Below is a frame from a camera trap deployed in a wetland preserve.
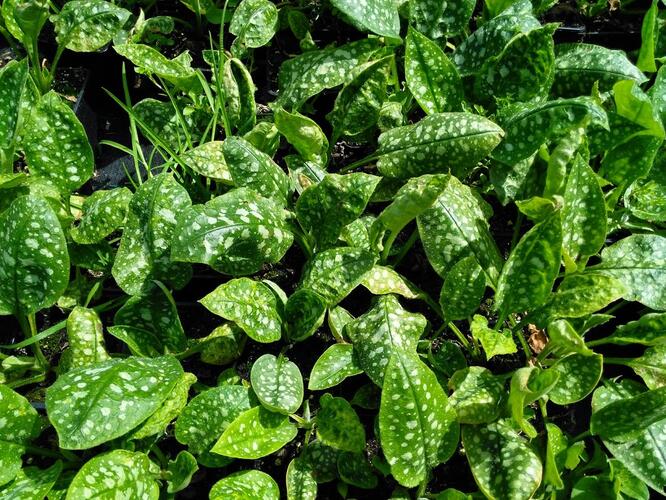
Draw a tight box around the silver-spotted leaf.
[1,461,62,500]
[0,196,69,316]
[628,345,666,390]
[200,278,282,343]
[53,0,130,52]
[181,141,231,183]
[166,451,199,494]
[604,313,666,346]
[470,315,517,360]
[624,160,666,222]
[274,107,328,165]
[287,457,318,500]
[0,59,28,153]
[347,295,427,386]
[316,393,365,452]
[24,91,93,192]
[337,451,378,489]
[448,366,504,424]
[71,187,132,244]
[285,289,327,342]
[330,0,400,38]
[440,256,486,321]
[66,306,110,368]
[410,0,475,39]
[548,353,603,405]
[303,441,340,483]
[171,188,293,276]
[462,420,542,500]
[114,44,198,91]
[251,354,304,414]
[46,356,183,449]
[211,406,298,459]
[112,174,192,295]
[229,0,278,54]
[539,273,625,320]
[361,266,420,299]
[309,344,363,390]
[210,470,279,500]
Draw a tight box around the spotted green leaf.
[53,0,130,52]
[66,450,158,500]
[429,341,467,378]
[24,91,93,192]
[275,38,384,109]
[166,451,198,494]
[285,289,326,342]
[406,28,463,115]
[328,306,354,341]
[470,315,517,360]
[46,356,184,449]
[296,173,380,250]
[114,43,198,91]
[316,393,365,452]
[251,354,303,414]
[0,196,69,316]
[337,451,378,489]
[287,457,317,500]
[1,461,62,500]
[66,306,110,368]
[109,285,187,355]
[274,107,328,165]
[440,256,486,321]
[222,137,291,205]
[613,80,664,137]
[377,112,504,179]
[508,367,559,438]
[330,0,399,38]
[603,313,666,346]
[347,295,427,386]
[548,353,603,405]
[592,379,666,493]
[309,344,363,390]
[361,266,420,299]
[462,420,542,500]
[496,212,562,316]
[171,188,293,276]
[627,345,666,390]
[448,366,504,424]
[71,187,132,244]
[112,174,192,295]
[175,385,254,455]
[380,350,458,487]
[299,247,376,306]
[546,319,592,356]
[199,323,246,365]
[0,59,28,156]
[302,441,340,483]
[597,234,666,310]
[224,58,257,134]
[492,97,608,165]
[210,470,279,500]
[600,134,662,188]
[181,141,231,183]
[229,0,278,53]
[553,43,647,97]
[418,176,504,284]
[0,385,42,487]
[132,98,189,148]
[327,57,391,142]
[410,0,475,39]
[211,406,298,459]
[625,161,666,222]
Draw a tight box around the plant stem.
[7,372,45,389]
[447,321,472,351]
[380,231,399,263]
[27,313,48,368]
[509,212,524,252]
[391,229,419,267]
[603,357,632,367]
[338,153,379,174]
[24,445,66,460]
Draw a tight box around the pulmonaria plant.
[1,0,666,498]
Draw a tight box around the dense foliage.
[1,0,665,498]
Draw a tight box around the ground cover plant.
[0,0,665,498]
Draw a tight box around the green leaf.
[462,420,542,500]
[361,266,420,299]
[210,470,279,500]
[211,406,298,459]
[548,353,603,405]
[66,306,110,368]
[613,80,664,137]
[299,247,376,306]
[628,345,666,390]
[508,367,559,437]
[409,0,475,38]
[309,344,363,390]
[492,97,608,165]
[302,441,340,483]
[114,44,198,91]
[440,256,486,321]
[222,137,291,205]
[2,462,62,500]
[429,341,467,378]
[53,0,130,52]
[448,366,504,424]
[545,319,592,356]
[337,451,378,489]
[287,457,318,500]
[592,386,666,442]
[380,350,458,487]
[599,134,662,188]
[591,379,666,493]
[112,173,192,295]
[132,98,189,148]
[175,385,253,455]
[229,0,279,52]
[275,39,383,109]
[199,323,246,365]
[46,356,184,449]
[561,156,607,261]
[330,0,400,38]
[109,285,187,355]
[625,161,666,222]
[0,385,41,487]
[0,196,69,316]
[70,188,132,244]
[171,188,293,276]
[603,313,666,346]
[316,393,365,452]
[274,107,328,165]
[0,59,28,152]
[470,315,517,360]
[181,141,231,183]
[418,175,504,283]
[166,451,198,494]
[405,28,463,114]
[251,354,304,414]
[24,91,93,192]
[597,234,666,310]
[347,295,427,386]
[66,450,158,500]
[496,212,562,317]
[285,289,327,342]
[553,43,647,97]
[298,173,379,250]
[377,112,504,179]
[223,58,257,135]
